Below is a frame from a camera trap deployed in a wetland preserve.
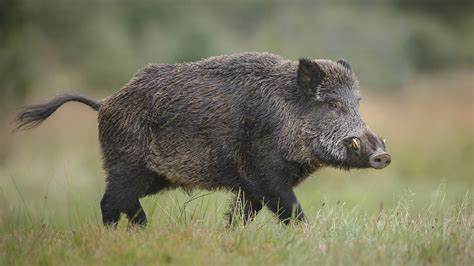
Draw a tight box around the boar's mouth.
[306,130,390,170]
[339,135,391,170]
[307,140,356,170]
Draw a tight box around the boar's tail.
[14,93,101,130]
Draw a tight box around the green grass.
[0,71,473,265]
[1,186,472,265]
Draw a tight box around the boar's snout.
[343,130,391,169]
[369,151,391,169]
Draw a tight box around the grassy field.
[0,71,473,265]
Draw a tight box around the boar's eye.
[327,101,342,110]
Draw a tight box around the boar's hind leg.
[100,166,168,227]
[101,183,146,227]
[226,190,263,226]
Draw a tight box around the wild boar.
[16,52,391,226]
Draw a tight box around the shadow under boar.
[15,52,391,226]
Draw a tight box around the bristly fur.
[14,52,388,227]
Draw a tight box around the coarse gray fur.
[16,52,390,226]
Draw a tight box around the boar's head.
[296,58,391,170]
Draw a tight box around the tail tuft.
[15,93,100,130]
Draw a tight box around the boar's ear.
[297,58,324,96]
[336,59,352,72]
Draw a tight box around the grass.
[1,187,472,265]
[0,71,473,265]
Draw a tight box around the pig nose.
[369,152,391,169]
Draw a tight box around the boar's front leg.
[262,187,306,224]
[252,165,306,224]
[226,189,263,226]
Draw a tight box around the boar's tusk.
[351,138,360,150]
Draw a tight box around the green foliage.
[0,0,29,106]
[0,0,472,105]
[394,0,473,24]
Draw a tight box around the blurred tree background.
[1,0,472,103]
